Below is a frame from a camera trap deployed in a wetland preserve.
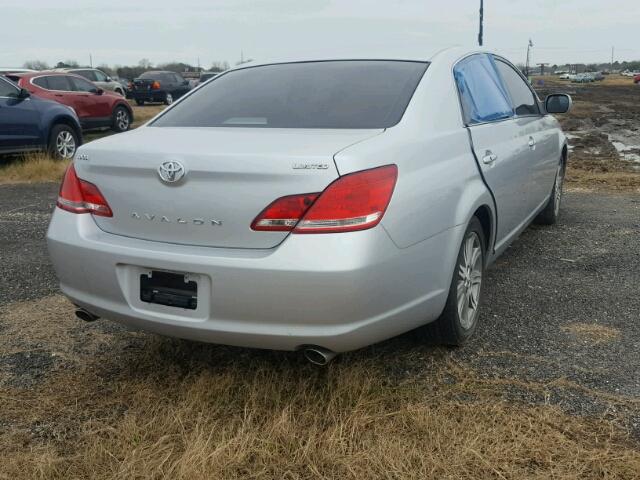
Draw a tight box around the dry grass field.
[1,296,639,479]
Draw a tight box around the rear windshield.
[151,60,428,129]
[139,72,165,80]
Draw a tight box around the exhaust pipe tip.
[75,308,99,322]
[303,347,337,366]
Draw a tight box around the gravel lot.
[1,183,639,415]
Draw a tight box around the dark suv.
[0,76,82,159]
[130,71,191,105]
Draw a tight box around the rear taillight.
[56,164,113,217]
[151,81,161,90]
[251,164,397,234]
[251,193,320,231]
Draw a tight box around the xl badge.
[158,161,186,183]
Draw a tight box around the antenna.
[478,0,484,46]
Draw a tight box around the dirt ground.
[534,75,640,191]
[0,79,639,479]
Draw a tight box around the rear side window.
[454,54,513,124]
[44,75,72,91]
[32,77,49,89]
[495,60,539,116]
[152,61,428,129]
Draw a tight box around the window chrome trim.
[29,74,95,93]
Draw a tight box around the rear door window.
[32,77,49,89]
[45,75,72,91]
[454,54,513,124]
[495,60,540,116]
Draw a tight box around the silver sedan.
[47,48,571,364]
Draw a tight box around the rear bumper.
[46,209,461,352]
[131,91,167,102]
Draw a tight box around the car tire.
[535,160,564,225]
[420,216,486,346]
[48,124,79,160]
[112,106,132,133]
[135,99,145,106]
[164,93,173,105]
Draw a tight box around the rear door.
[494,58,559,214]
[454,54,533,249]
[0,77,41,150]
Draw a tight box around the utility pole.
[525,39,533,77]
[478,0,484,46]
[89,53,93,68]
[611,46,614,70]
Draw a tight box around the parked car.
[196,71,219,86]
[47,49,571,364]
[0,75,82,159]
[129,71,191,105]
[0,68,36,75]
[634,74,640,84]
[559,73,571,80]
[55,68,125,96]
[7,72,133,133]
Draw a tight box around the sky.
[1,0,638,69]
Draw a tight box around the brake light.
[251,165,397,234]
[151,81,161,90]
[56,164,113,217]
[251,193,319,231]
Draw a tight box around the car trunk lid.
[76,126,382,249]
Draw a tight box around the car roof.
[10,71,95,81]
[222,47,495,73]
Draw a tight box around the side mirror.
[92,88,104,95]
[106,76,112,82]
[18,88,30,99]
[545,94,572,114]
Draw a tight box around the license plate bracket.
[140,270,197,310]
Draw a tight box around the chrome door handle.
[482,151,497,165]
[528,136,536,148]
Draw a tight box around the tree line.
[22,59,232,80]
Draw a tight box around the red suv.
[8,72,133,133]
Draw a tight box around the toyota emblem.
[158,161,186,183]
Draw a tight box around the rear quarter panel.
[334,56,494,251]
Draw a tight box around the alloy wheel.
[165,93,173,105]
[116,109,130,131]
[456,232,482,330]
[553,163,564,217]
[56,130,76,159]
